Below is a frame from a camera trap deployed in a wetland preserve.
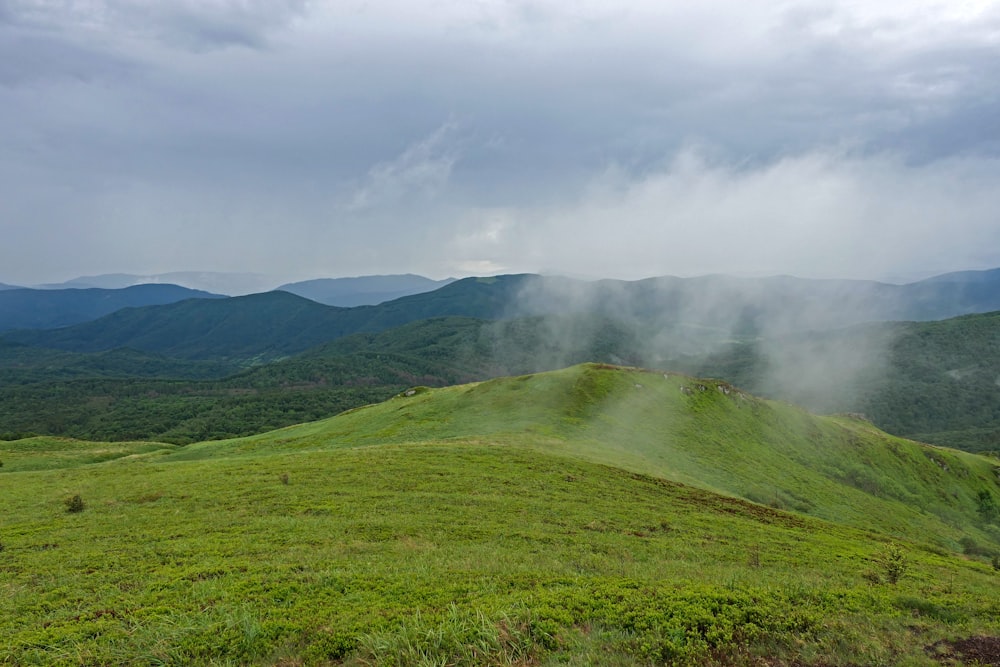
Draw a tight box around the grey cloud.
[345,121,462,211]
[2,1,1000,284]
[441,149,1000,281]
[103,0,313,52]
[3,0,311,52]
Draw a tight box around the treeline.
[4,311,1000,453]
[0,316,643,443]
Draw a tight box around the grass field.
[2,364,999,665]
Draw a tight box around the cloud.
[345,120,461,212]
[2,0,311,52]
[108,0,313,52]
[443,148,1000,281]
[2,0,1000,283]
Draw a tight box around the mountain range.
[4,268,1000,452]
[29,271,457,301]
[7,268,1000,361]
[33,271,277,295]
[0,276,531,359]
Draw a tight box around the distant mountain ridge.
[7,269,1000,362]
[35,272,277,296]
[0,284,224,332]
[1,276,532,360]
[36,271,456,300]
[917,267,1000,284]
[277,274,455,306]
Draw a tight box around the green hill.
[179,363,1000,551]
[2,363,999,665]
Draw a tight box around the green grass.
[2,364,999,665]
[0,436,177,472]
[174,364,1000,552]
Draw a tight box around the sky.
[3,0,1000,288]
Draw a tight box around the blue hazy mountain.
[276,274,456,306]
[0,284,224,332]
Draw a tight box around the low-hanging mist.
[490,272,965,420]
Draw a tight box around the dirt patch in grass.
[927,636,1000,666]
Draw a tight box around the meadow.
[2,364,999,665]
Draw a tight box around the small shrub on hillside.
[959,536,993,556]
[280,472,290,485]
[875,544,908,585]
[64,494,85,513]
[977,490,998,522]
[992,554,1000,572]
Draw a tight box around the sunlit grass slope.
[2,363,999,665]
[177,363,1000,553]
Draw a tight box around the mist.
[456,271,965,419]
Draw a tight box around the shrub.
[977,490,998,522]
[876,544,908,584]
[64,494,85,513]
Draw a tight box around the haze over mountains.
[3,267,1000,454]
[32,272,457,303]
[34,272,277,296]
[6,268,1000,357]
[277,274,456,306]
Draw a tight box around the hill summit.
[184,363,1000,552]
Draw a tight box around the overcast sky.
[3,0,1000,287]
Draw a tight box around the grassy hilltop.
[2,364,999,665]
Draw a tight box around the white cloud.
[345,120,460,211]
[445,148,1000,281]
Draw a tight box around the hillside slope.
[2,365,999,665]
[180,364,1000,553]
[0,284,223,332]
